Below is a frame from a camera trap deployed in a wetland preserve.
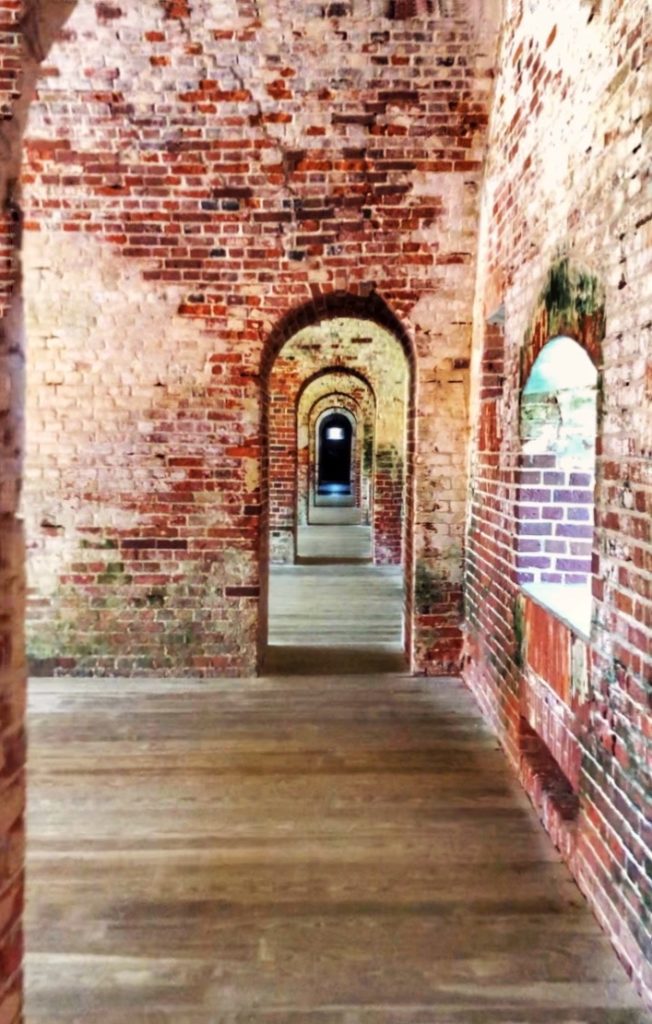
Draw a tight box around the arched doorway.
[297,369,377,531]
[316,410,355,500]
[261,299,415,675]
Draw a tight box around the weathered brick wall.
[464,0,651,1001]
[268,320,407,565]
[0,4,26,1021]
[516,461,595,586]
[374,440,405,563]
[21,0,500,676]
[0,2,20,121]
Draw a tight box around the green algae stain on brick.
[544,257,574,320]
[522,259,607,389]
[375,443,403,480]
[415,560,444,613]
[363,431,374,472]
[79,536,118,550]
[97,561,131,585]
[538,258,606,350]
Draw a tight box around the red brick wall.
[0,5,25,1022]
[21,2,499,676]
[464,0,651,1002]
[307,392,369,518]
[268,321,407,565]
[269,360,301,564]
[374,442,404,564]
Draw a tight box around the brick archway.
[309,396,365,517]
[259,294,416,671]
[260,290,416,383]
[299,368,376,529]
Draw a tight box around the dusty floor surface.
[26,674,648,1022]
[25,522,649,1022]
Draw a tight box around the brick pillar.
[374,444,403,565]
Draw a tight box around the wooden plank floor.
[297,517,371,563]
[270,561,399,643]
[268,523,405,675]
[296,525,372,562]
[26,674,648,1023]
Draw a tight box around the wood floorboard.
[25,674,649,1023]
[268,564,402,646]
[296,522,371,561]
[267,530,405,673]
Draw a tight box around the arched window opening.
[317,411,355,498]
[517,336,598,635]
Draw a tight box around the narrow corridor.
[25,672,647,1022]
[266,517,406,675]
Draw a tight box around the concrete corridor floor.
[25,675,648,1022]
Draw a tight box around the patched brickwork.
[21,1,499,676]
[0,3,26,1020]
[516,459,595,586]
[464,0,652,1002]
[268,320,407,566]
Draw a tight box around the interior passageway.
[1,3,647,1018]
[268,516,405,675]
[297,510,370,562]
[26,674,647,1022]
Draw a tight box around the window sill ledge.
[521,582,591,641]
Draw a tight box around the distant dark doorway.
[317,412,353,495]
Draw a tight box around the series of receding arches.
[262,302,412,664]
[261,284,601,666]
